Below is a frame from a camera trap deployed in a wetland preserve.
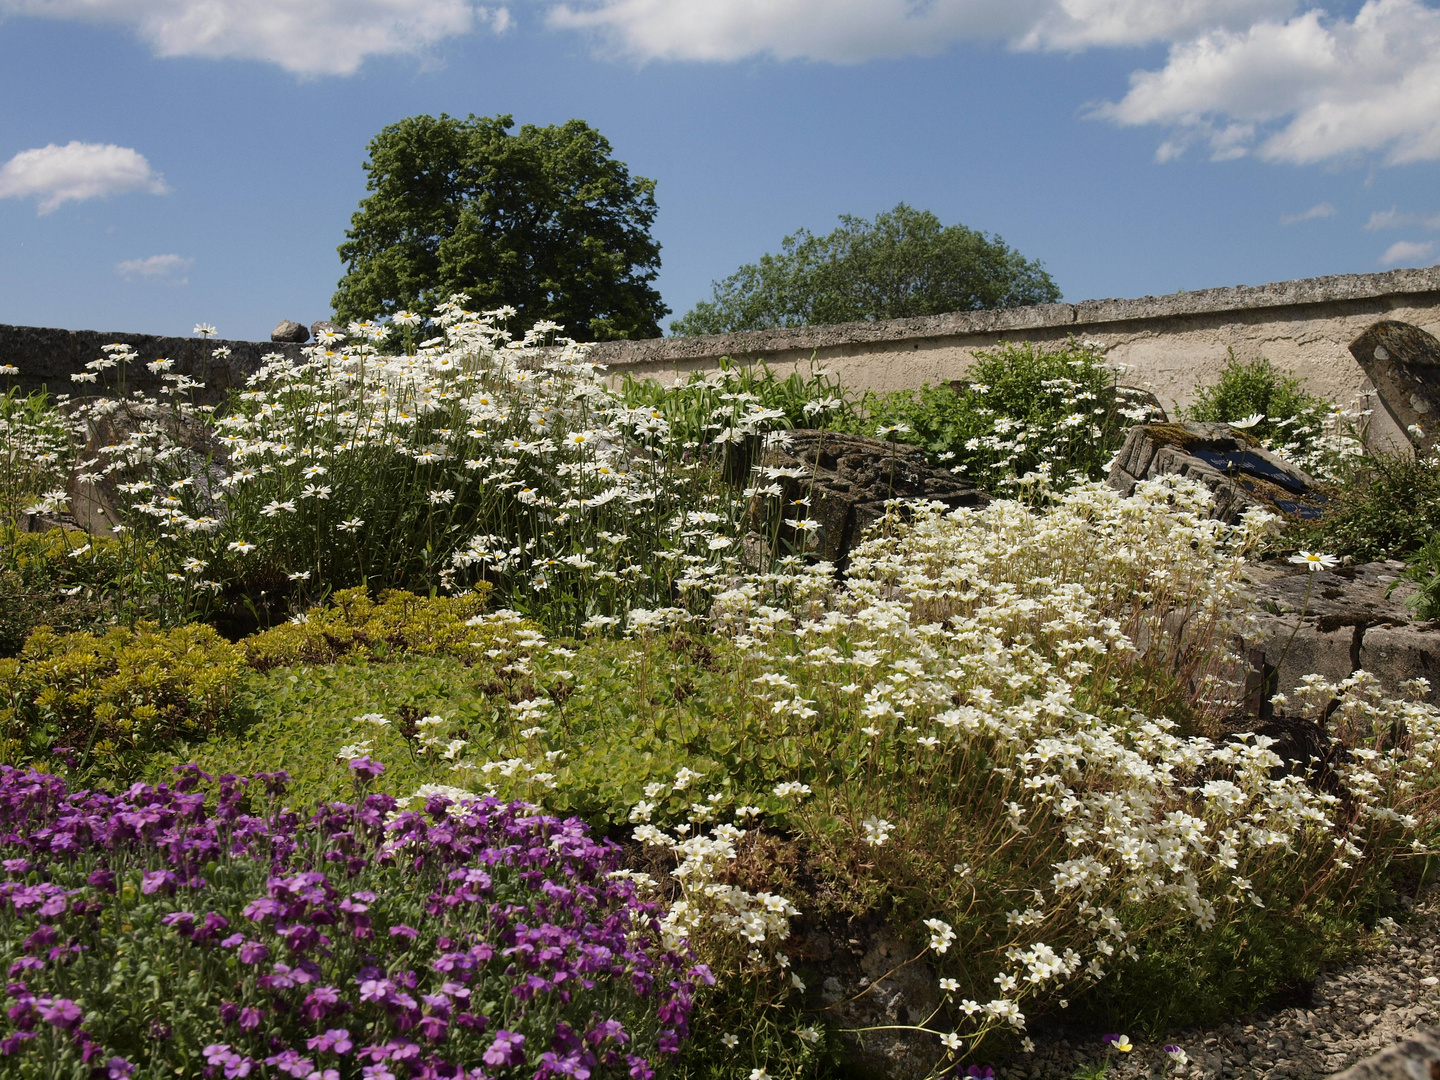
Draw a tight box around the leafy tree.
[670,203,1060,336]
[333,113,668,341]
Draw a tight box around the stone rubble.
[1006,887,1440,1080]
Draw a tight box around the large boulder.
[1239,560,1440,708]
[1349,319,1440,455]
[745,431,989,565]
[1326,1027,1440,1079]
[67,402,228,536]
[271,320,310,344]
[1108,421,1327,524]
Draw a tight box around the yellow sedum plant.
[0,622,241,779]
[240,584,502,670]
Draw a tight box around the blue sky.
[2,0,1440,341]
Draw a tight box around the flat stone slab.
[1108,422,1327,524]
[1241,562,1439,706]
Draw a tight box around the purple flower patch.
[0,762,697,1076]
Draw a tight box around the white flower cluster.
[699,475,1437,1040]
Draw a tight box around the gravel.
[1006,886,1440,1080]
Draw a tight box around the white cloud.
[1095,0,1440,165]
[0,0,511,76]
[1279,202,1336,225]
[541,0,1295,63]
[0,141,168,214]
[1378,239,1437,266]
[116,253,194,282]
[1366,207,1440,231]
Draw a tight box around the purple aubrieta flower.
[348,757,385,781]
[105,1056,135,1079]
[483,1031,526,1068]
[140,870,176,896]
[38,997,82,1031]
[306,1029,353,1056]
[966,1068,994,1080]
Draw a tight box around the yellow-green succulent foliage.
[241,584,500,669]
[0,622,242,780]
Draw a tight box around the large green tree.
[671,203,1060,336]
[333,113,668,341]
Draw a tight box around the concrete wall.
[6,264,1439,447]
[588,265,1440,449]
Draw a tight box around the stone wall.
[0,324,305,405]
[7,264,1440,446]
[587,264,1440,450]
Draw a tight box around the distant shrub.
[0,621,242,780]
[1183,353,1341,456]
[241,585,506,670]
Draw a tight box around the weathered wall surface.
[6,265,1440,447]
[0,324,305,404]
[588,265,1440,449]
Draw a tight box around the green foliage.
[153,658,504,806]
[1291,453,1440,562]
[241,584,501,670]
[1183,352,1332,454]
[1393,532,1440,621]
[0,621,242,781]
[1069,895,1376,1037]
[334,113,667,341]
[860,340,1160,490]
[671,203,1060,336]
[0,528,126,658]
[0,387,72,522]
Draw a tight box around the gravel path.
[1008,887,1440,1080]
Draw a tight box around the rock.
[745,431,989,565]
[271,320,310,344]
[1325,1026,1440,1078]
[802,920,943,1080]
[1108,421,1328,524]
[1237,561,1440,708]
[1349,320,1440,455]
[311,320,340,342]
[68,401,229,537]
[1358,625,1440,697]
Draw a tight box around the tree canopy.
[333,113,668,341]
[670,203,1060,336]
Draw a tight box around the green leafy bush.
[1392,531,1440,621]
[1182,353,1335,457]
[241,584,503,670]
[1290,453,1440,562]
[860,340,1160,490]
[0,621,242,780]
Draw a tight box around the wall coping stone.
[585,264,1440,367]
